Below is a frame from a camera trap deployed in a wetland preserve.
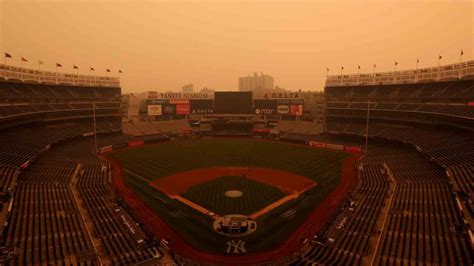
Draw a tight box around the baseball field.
[107,138,357,261]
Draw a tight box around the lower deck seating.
[291,141,473,265]
[294,159,389,265]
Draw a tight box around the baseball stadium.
[0,58,473,265]
[1,2,474,265]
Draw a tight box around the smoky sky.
[1,0,472,93]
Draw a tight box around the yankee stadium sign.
[158,93,210,99]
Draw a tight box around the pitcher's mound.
[225,190,243,198]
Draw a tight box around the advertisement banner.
[344,146,363,153]
[128,139,145,147]
[326,143,344,150]
[147,105,162,116]
[252,128,271,133]
[277,105,290,114]
[290,105,303,116]
[276,99,304,105]
[113,143,128,149]
[169,99,190,105]
[99,145,113,154]
[147,99,167,105]
[190,99,214,114]
[309,141,326,148]
[163,105,176,115]
[254,99,276,114]
[176,104,190,115]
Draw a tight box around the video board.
[214,92,253,114]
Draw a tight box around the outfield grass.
[181,175,286,215]
[110,139,352,254]
[110,139,349,186]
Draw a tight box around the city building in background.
[182,83,194,93]
[239,72,274,97]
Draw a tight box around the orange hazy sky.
[1,0,472,93]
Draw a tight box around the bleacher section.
[122,120,192,137]
[271,120,324,136]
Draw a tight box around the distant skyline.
[1,0,472,93]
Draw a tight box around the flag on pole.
[90,67,95,71]
[118,70,123,73]
[4,52,12,58]
[373,64,376,68]
[461,50,463,56]
[438,55,442,60]
[358,65,360,69]
[106,69,111,72]
[326,67,329,72]
[395,61,398,65]
[417,59,419,63]
[56,63,63,67]
[21,56,28,62]
[73,65,79,69]
[341,66,344,70]
[38,60,44,65]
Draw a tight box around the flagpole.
[460,50,463,63]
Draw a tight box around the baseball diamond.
[107,138,357,257]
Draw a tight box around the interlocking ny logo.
[226,239,247,254]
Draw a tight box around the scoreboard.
[141,92,304,117]
[214,92,253,114]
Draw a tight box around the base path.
[105,154,360,265]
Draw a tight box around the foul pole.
[365,100,370,155]
[93,101,98,153]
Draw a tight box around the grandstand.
[0,58,473,265]
[295,60,474,265]
[0,65,162,265]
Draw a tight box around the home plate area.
[150,166,316,252]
